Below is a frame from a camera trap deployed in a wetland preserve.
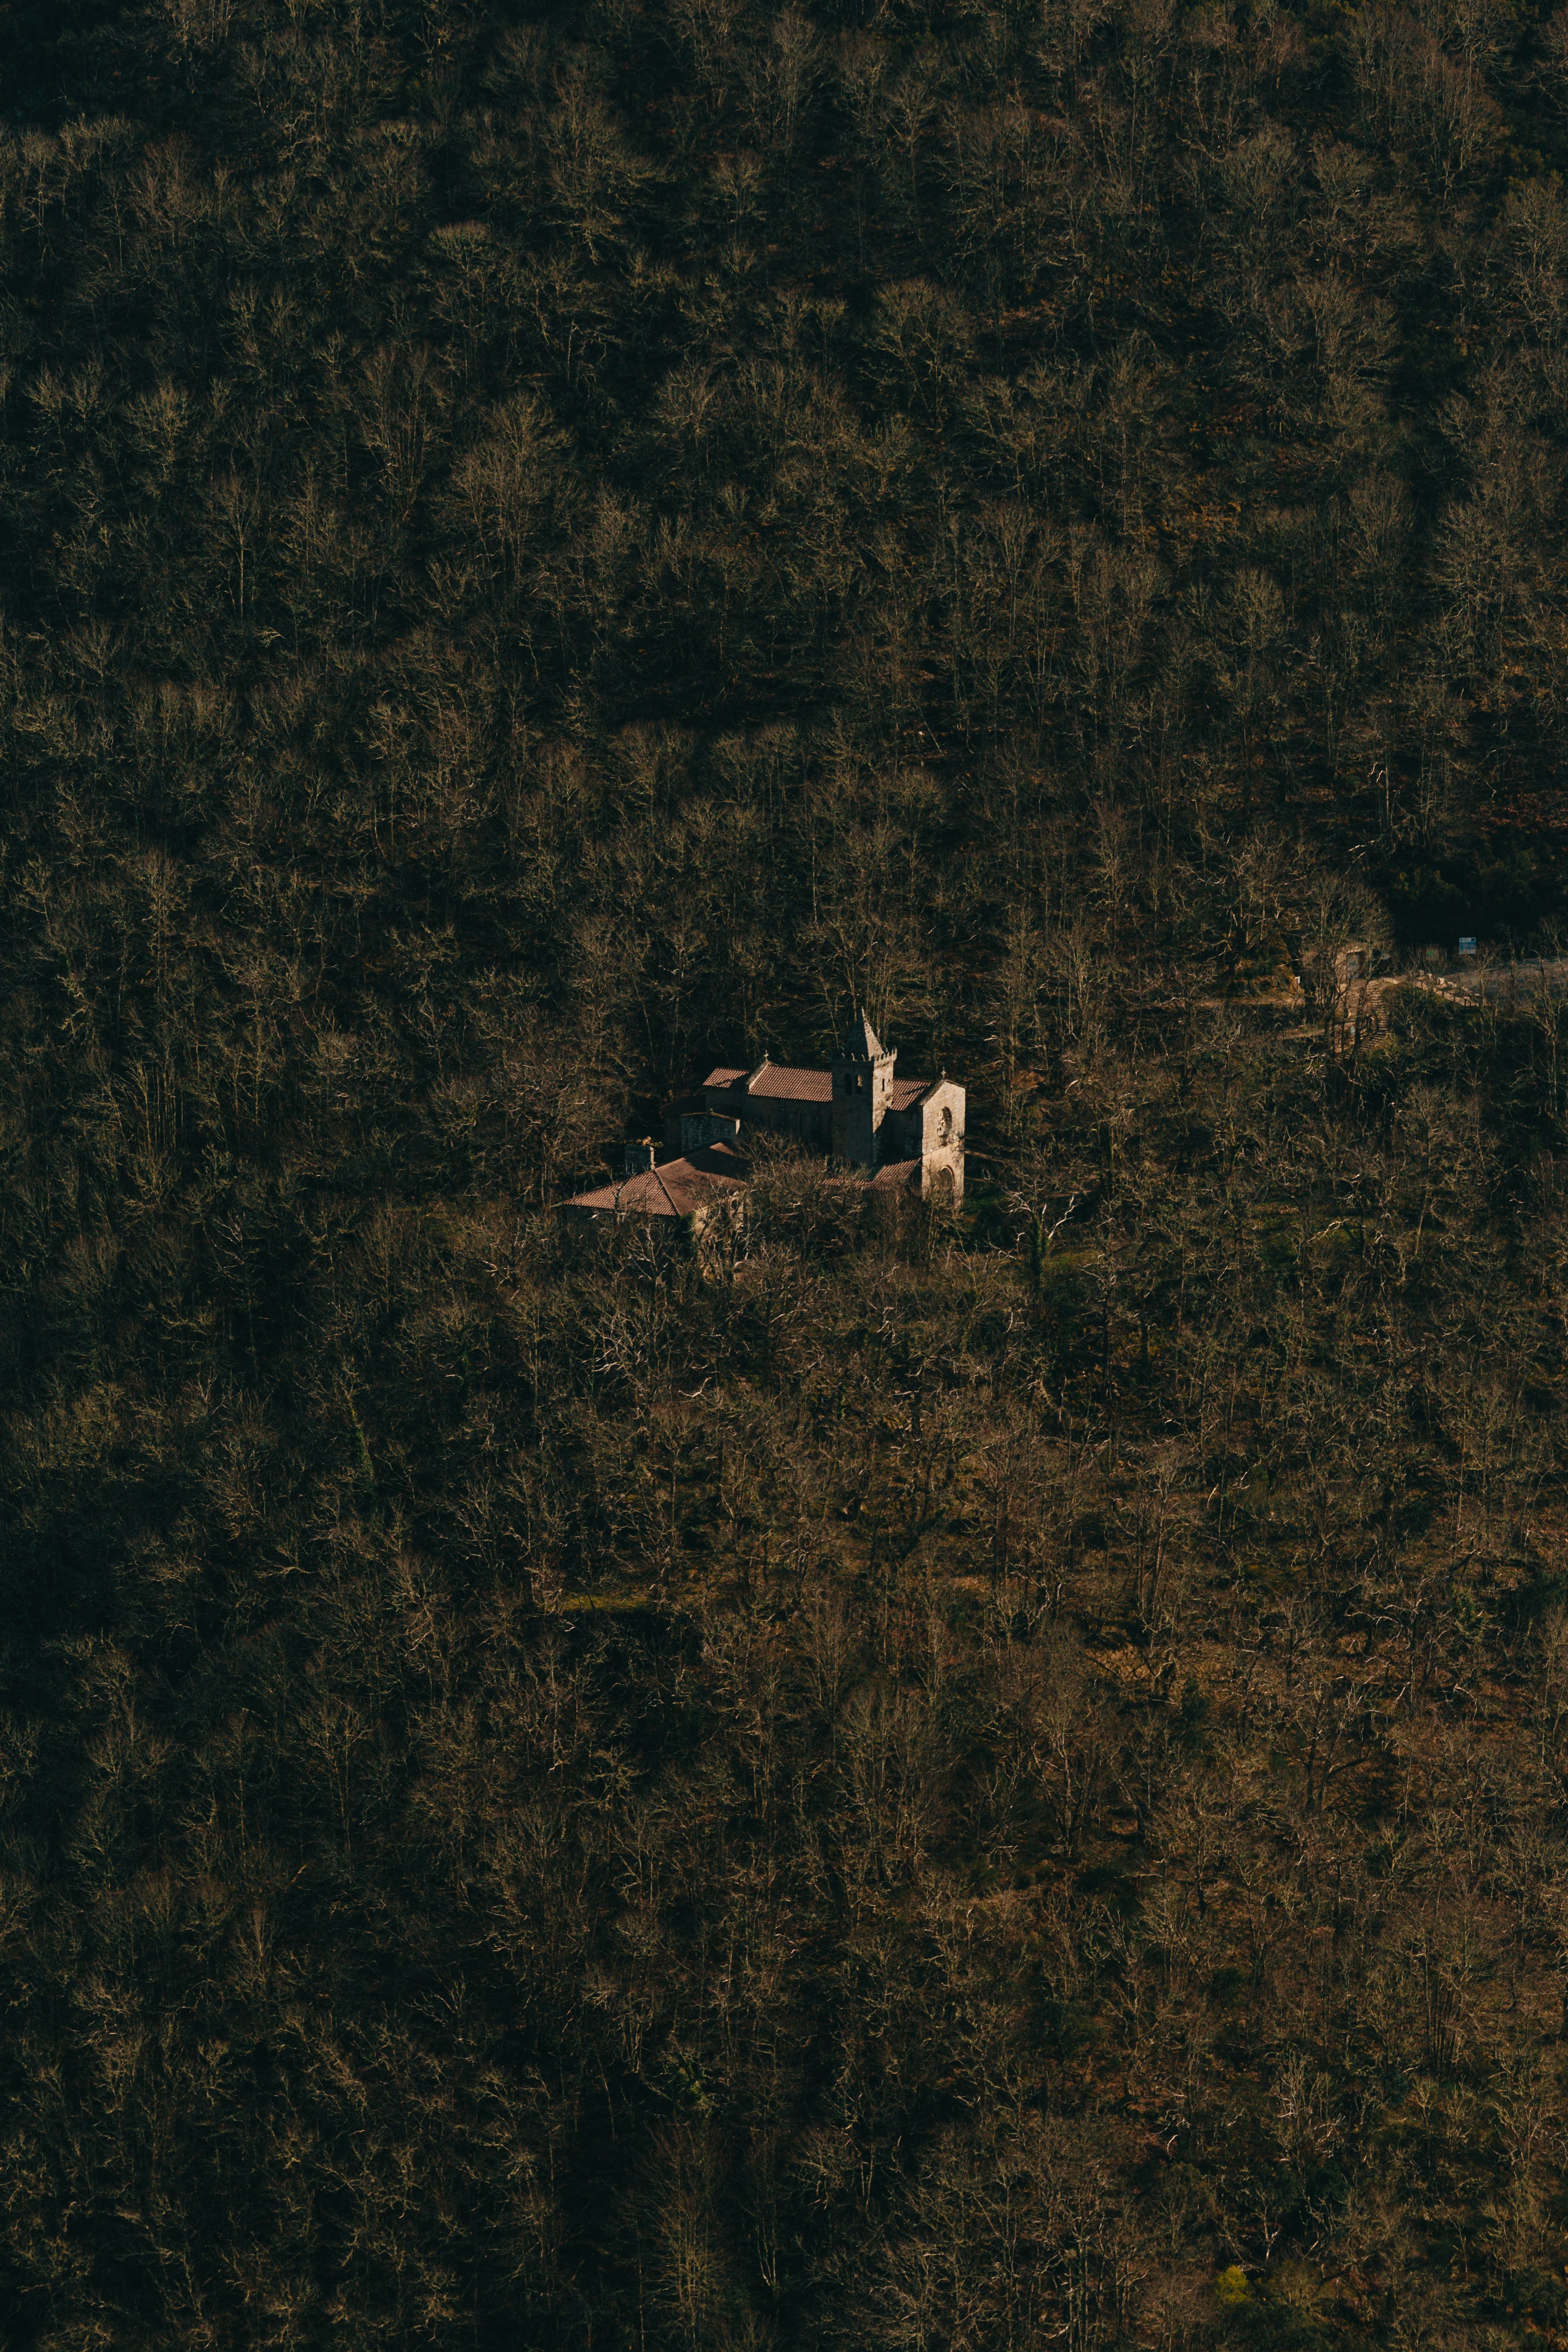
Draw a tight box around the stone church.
[562,1013,965,1228]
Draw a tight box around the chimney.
[623,1139,657,1175]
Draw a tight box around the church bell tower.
[831,1008,896,1168]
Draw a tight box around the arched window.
[938,1106,953,1143]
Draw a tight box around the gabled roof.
[703,1062,935,1110]
[820,1158,922,1194]
[703,1062,833,1103]
[563,1141,749,1218]
[865,1158,922,1191]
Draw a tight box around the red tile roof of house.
[563,1142,750,1219]
[865,1158,923,1191]
[703,1060,937,1110]
[704,1062,831,1102]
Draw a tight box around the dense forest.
[4,0,1568,2343]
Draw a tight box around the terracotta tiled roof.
[563,1142,749,1219]
[703,1062,833,1103]
[866,1158,923,1191]
[704,1060,939,1109]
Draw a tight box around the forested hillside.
[4,0,1568,2343]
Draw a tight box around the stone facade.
[561,1015,965,1237]
[699,1012,965,1205]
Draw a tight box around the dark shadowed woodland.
[5,0,1568,2343]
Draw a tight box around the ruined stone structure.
[560,1013,965,1232]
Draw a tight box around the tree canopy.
[3,0,1568,2344]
